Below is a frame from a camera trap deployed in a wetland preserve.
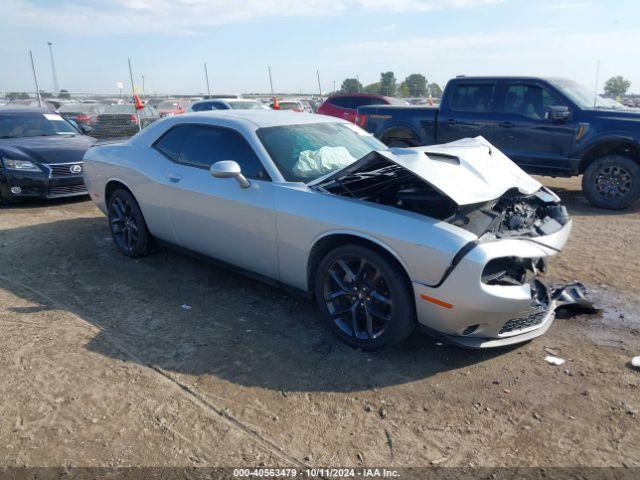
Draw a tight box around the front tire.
[108,189,152,257]
[314,244,415,350]
[582,155,640,210]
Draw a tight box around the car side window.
[450,83,496,113]
[153,125,189,161]
[211,102,228,110]
[504,84,564,120]
[329,97,352,109]
[178,125,269,180]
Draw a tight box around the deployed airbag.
[293,146,356,178]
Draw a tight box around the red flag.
[133,95,144,110]
[272,97,280,110]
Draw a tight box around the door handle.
[498,121,514,129]
[168,173,182,183]
[447,118,458,125]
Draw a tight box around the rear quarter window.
[450,83,496,113]
[153,125,189,161]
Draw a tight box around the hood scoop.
[313,136,541,206]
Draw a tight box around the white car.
[83,111,574,349]
[189,98,268,112]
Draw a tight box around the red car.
[156,99,189,117]
[317,93,403,125]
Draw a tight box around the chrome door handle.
[168,174,182,183]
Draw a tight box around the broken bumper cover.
[412,220,573,348]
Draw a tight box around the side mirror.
[210,160,250,188]
[548,105,570,122]
[80,124,94,134]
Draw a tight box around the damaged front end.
[311,138,589,347]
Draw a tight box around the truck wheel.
[582,155,640,210]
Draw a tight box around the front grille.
[499,310,546,335]
[47,163,83,177]
[48,184,88,196]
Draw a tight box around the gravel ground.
[0,176,639,468]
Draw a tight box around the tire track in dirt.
[0,273,305,467]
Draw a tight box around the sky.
[1,0,639,95]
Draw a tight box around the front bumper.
[0,164,88,200]
[413,220,573,348]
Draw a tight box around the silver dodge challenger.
[83,110,574,349]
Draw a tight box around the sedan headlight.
[2,158,41,172]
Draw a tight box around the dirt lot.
[1,176,639,469]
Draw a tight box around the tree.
[379,71,397,96]
[340,78,363,93]
[429,82,443,98]
[603,76,631,97]
[5,92,30,100]
[404,73,428,97]
[58,89,71,99]
[40,91,54,99]
[363,82,381,94]
[397,82,410,98]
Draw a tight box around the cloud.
[0,0,503,34]
[546,2,588,9]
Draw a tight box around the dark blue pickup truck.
[357,76,640,209]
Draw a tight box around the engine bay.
[313,156,570,240]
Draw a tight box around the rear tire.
[582,155,640,210]
[107,189,152,257]
[314,244,415,350]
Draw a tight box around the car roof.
[451,76,571,83]
[0,107,54,114]
[174,110,344,128]
[328,93,385,98]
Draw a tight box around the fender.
[378,120,424,146]
[575,132,640,165]
[307,228,412,287]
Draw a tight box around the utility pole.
[316,70,322,98]
[29,50,42,108]
[141,74,146,99]
[333,80,336,94]
[203,62,211,98]
[128,58,141,131]
[593,60,601,108]
[357,75,361,92]
[268,66,274,97]
[46,42,60,94]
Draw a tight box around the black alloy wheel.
[108,189,151,257]
[315,244,415,349]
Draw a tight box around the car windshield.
[158,101,180,109]
[278,102,300,110]
[0,112,78,138]
[228,101,266,110]
[257,122,387,182]
[59,103,101,114]
[550,78,627,110]
[103,104,135,113]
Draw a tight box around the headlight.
[2,158,41,172]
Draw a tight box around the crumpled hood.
[312,136,541,206]
[0,135,96,164]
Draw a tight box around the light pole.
[204,62,211,98]
[29,50,42,108]
[46,41,60,94]
[268,66,274,97]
